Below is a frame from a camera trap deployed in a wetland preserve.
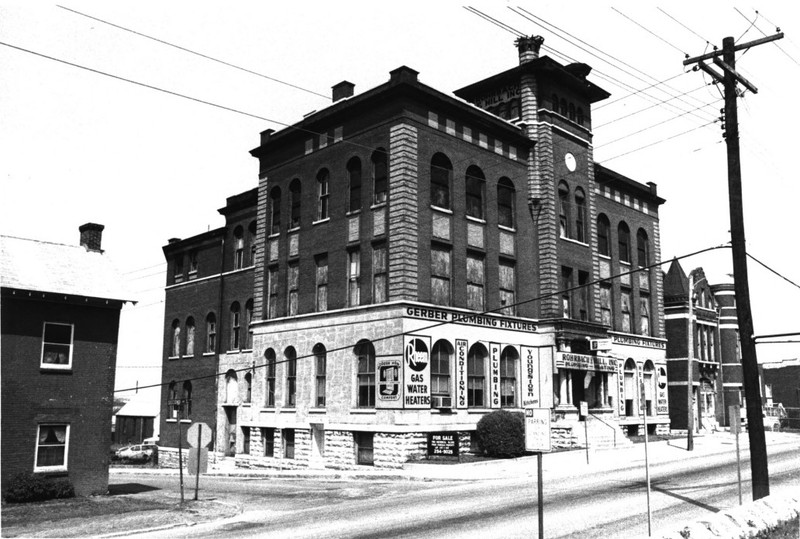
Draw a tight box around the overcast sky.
[2,2,799,399]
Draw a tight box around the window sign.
[455,339,468,408]
[656,365,669,414]
[403,336,430,409]
[376,358,401,408]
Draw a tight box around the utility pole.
[686,273,695,451]
[683,32,783,501]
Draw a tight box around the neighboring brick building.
[158,188,257,453]
[761,358,800,430]
[160,35,669,469]
[1,224,131,496]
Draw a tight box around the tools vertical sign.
[404,336,431,409]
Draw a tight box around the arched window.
[270,186,281,235]
[233,226,244,270]
[171,319,181,357]
[624,359,636,417]
[574,188,586,243]
[265,348,276,407]
[285,347,297,407]
[568,103,576,121]
[597,214,611,256]
[577,107,585,126]
[314,343,327,407]
[182,381,192,418]
[558,181,570,238]
[467,343,488,407]
[465,165,485,219]
[248,221,257,266]
[205,312,216,353]
[640,295,651,336]
[500,346,519,407]
[316,168,329,221]
[551,93,559,112]
[618,222,631,264]
[430,153,452,209]
[184,317,195,356]
[643,361,655,416]
[355,340,376,408]
[168,381,179,418]
[431,340,453,398]
[637,229,649,268]
[497,177,515,228]
[347,157,362,212]
[244,372,252,404]
[372,149,387,204]
[509,98,520,119]
[560,98,568,116]
[225,370,238,404]
[289,179,302,229]
[245,299,254,349]
[230,302,241,351]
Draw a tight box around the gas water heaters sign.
[403,335,431,409]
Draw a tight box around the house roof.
[0,235,133,302]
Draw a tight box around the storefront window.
[624,359,636,417]
[431,340,452,397]
[467,343,488,407]
[500,346,518,407]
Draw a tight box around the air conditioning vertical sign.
[403,335,431,409]
[456,339,468,408]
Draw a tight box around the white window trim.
[33,424,69,473]
[40,322,74,370]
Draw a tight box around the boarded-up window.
[373,245,387,303]
[431,246,451,306]
[621,290,632,333]
[499,261,515,315]
[268,267,279,319]
[287,263,299,316]
[466,255,484,311]
[600,285,612,327]
[316,255,328,312]
[639,295,650,336]
[348,250,360,307]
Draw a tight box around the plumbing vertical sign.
[403,335,431,409]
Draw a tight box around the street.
[117,438,800,538]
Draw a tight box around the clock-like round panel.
[565,152,577,172]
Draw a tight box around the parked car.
[143,435,159,445]
[116,444,157,461]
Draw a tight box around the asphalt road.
[127,443,800,538]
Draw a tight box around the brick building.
[160,35,669,469]
[1,224,131,496]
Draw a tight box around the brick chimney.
[516,35,544,64]
[79,223,104,252]
[332,81,355,102]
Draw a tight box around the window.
[314,343,327,407]
[35,424,69,471]
[267,267,279,319]
[430,153,452,209]
[283,429,295,459]
[285,347,297,407]
[265,349,276,407]
[466,254,485,311]
[558,181,570,238]
[242,427,251,454]
[430,340,452,397]
[597,214,611,257]
[497,177,515,228]
[643,361,655,416]
[168,382,180,419]
[624,359,636,416]
[188,250,198,275]
[287,262,299,316]
[618,222,631,264]
[348,250,361,306]
[637,229,649,268]
[184,317,195,356]
[315,254,328,312]
[173,254,184,282]
[431,245,451,306]
[316,168,330,221]
[499,260,516,316]
[248,221,257,266]
[500,346,518,407]
[182,381,192,418]
[225,371,238,404]
[568,103,576,121]
[621,290,632,333]
[578,271,590,321]
[574,188,586,243]
[270,187,281,235]
[262,428,274,457]
[467,343,487,407]
[41,322,73,368]
[600,285,613,326]
[355,432,374,465]
[170,320,181,358]
[639,295,651,336]
[230,302,241,350]
[465,166,485,219]
[551,93,559,111]
[289,179,302,229]
[355,340,376,408]
[233,226,244,270]
[372,244,387,303]
[577,107,585,126]
[372,149,387,204]
[560,98,567,116]
[244,372,252,404]
[561,267,573,318]
[347,157,362,212]
[245,299,253,349]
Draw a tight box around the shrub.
[475,409,525,458]
[3,473,75,503]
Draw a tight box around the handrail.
[589,412,617,448]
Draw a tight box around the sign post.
[525,408,551,539]
[730,405,743,505]
[580,401,589,464]
[187,422,212,501]
[641,378,652,537]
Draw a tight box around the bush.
[3,473,75,503]
[475,409,526,458]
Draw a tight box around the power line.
[594,72,688,111]
[115,242,730,394]
[123,261,167,275]
[612,7,687,56]
[657,7,711,45]
[464,6,524,37]
[736,8,800,68]
[594,85,711,129]
[746,252,800,291]
[600,119,718,163]
[57,5,331,100]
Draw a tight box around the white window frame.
[34,424,70,473]
[40,322,74,370]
